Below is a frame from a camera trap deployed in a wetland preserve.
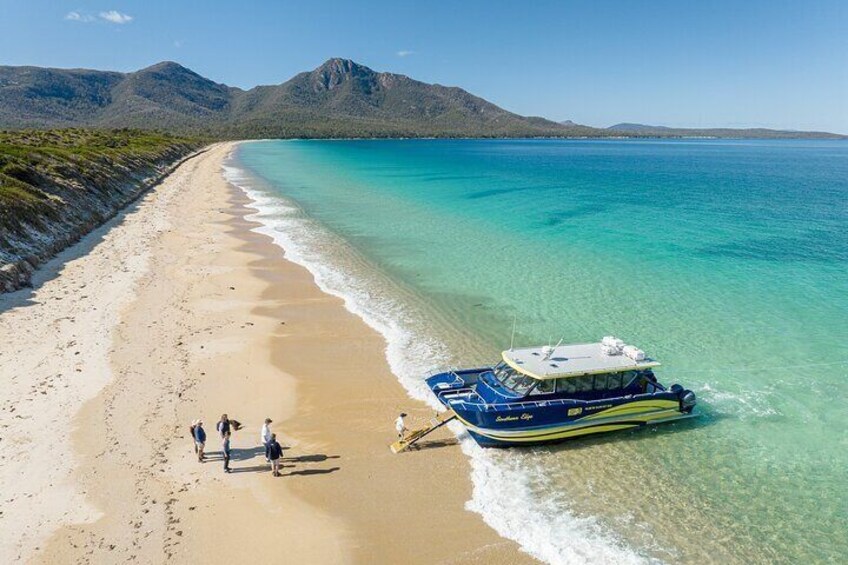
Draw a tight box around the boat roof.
[502,342,660,380]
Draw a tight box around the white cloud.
[396,50,415,57]
[65,11,95,22]
[174,40,183,48]
[99,10,133,24]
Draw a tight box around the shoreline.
[0,142,532,563]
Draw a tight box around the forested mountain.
[0,59,842,138]
[0,59,598,138]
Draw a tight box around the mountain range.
[0,58,843,139]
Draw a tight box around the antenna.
[543,337,564,361]
[509,315,517,351]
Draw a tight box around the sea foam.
[222,156,652,565]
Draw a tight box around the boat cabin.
[475,341,662,403]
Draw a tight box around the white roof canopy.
[502,342,660,380]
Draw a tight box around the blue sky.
[1,1,846,132]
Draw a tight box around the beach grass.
[0,128,201,237]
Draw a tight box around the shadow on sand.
[405,437,460,452]
[282,467,340,477]
[204,446,343,476]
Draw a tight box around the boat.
[425,337,697,447]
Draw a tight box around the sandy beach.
[0,142,532,563]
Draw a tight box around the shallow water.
[230,138,848,563]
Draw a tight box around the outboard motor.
[671,384,697,413]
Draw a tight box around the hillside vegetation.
[0,59,605,139]
[1,58,843,139]
[0,128,200,291]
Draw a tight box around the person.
[194,420,207,462]
[395,412,408,440]
[267,433,283,477]
[189,420,198,454]
[222,431,232,473]
[217,414,231,438]
[260,418,273,462]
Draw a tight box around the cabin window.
[493,363,512,382]
[511,375,537,396]
[499,370,537,395]
[606,373,623,391]
[594,373,609,390]
[621,371,639,389]
[501,370,523,388]
[556,377,577,394]
[531,379,555,395]
[575,375,594,393]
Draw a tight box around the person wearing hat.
[260,418,273,462]
[193,419,207,462]
[395,413,408,440]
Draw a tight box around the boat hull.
[427,370,696,448]
[460,405,695,447]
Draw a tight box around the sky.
[1,0,847,133]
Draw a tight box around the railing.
[444,391,672,412]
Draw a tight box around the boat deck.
[503,342,659,379]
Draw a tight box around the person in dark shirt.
[216,414,231,438]
[194,420,207,462]
[267,433,284,477]
[222,431,232,473]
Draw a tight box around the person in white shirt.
[395,413,408,440]
[260,418,273,462]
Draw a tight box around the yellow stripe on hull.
[486,423,640,443]
[581,399,679,421]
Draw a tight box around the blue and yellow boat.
[425,337,697,447]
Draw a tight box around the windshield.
[493,365,538,396]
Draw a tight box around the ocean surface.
[226,138,848,564]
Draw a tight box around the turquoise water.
[233,139,848,563]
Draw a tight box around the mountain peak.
[309,58,377,91]
[315,58,372,74]
[138,61,191,74]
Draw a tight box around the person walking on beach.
[267,433,283,477]
[395,412,408,440]
[260,418,273,462]
[194,420,207,462]
[189,420,199,455]
[217,413,231,438]
[222,431,232,473]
